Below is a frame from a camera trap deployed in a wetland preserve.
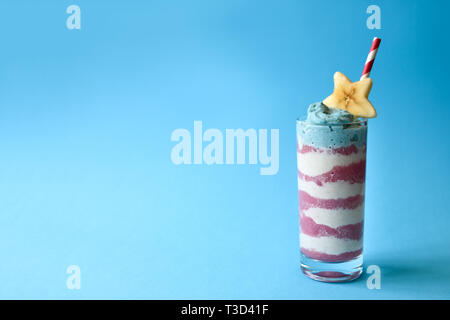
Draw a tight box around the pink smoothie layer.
[298,160,366,186]
[312,271,362,282]
[300,213,363,240]
[298,144,362,156]
[299,190,364,211]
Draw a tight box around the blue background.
[0,0,449,299]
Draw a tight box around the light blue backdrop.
[0,0,449,299]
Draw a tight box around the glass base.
[300,253,363,283]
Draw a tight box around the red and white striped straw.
[360,37,381,80]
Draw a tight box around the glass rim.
[296,116,368,127]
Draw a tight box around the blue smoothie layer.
[297,102,367,149]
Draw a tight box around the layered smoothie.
[297,102,367,263]
[297,69,377,282]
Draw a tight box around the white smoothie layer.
[297,149,365,176]
[298,178,365,199]
[302,206,364,228]
[300,233,363,255]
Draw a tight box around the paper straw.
[360,37,381,80]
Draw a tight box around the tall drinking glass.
[297,119,367,282]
